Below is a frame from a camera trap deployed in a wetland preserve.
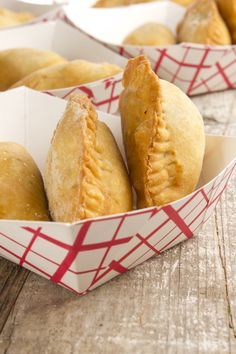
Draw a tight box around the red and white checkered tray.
[0,20,126,113]
[0,87,235,294]
[64,1,236,96]
[0,0,65,27]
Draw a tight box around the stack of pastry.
[0,56,205,222]
[0,48,122,91]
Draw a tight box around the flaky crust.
[0,8,34,28]
[12,60,122,90]
[177,0,231,45]
[45,94,132,222]
[122,22,176,46]
[0,142,50,221]
[217,0,236,44]
[119,56,205,208]
[0,48,67,91]
[93,0,155,7]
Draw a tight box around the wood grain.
[0,90,236,354]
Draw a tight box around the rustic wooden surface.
[0,90,236,354]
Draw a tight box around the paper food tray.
[0,0,64,27]
[64,1,236,96]
[0,87,235,295]
[0,20,126,113]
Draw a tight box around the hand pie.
[93,0,156,7]
[177,0,231,45]
[0,8,34,28]
[45,94,132,222]
[0,48,67,91]
[217,0,236,44]
[0,142,50,221]
[12,60,123,90]
[119,56,205,208]
[123,23,176,46]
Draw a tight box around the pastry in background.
[177,0,231,45]
[0,48,67,91]
[171,0,196,6]
[119,55,205,208]
[123,22,176,46]
[45,94,133,222]
[0,8,34,28]
[217,0,236,44]
[0,142,50,221]
[12,60,123,90]
[93,0,157,7]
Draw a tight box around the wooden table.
[0,90,236,354]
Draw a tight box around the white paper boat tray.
[0,88,235,295]
[0,0,64,25]
[64,1,236,96]
[0,20,126,113]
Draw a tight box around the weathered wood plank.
[0,258,29,333]
[0,89,236,354]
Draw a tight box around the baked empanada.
[177,0,231,45]
[217,0,236,43]
[0,48,67,91]
[45,94,132,222]
[12,60,122,90]
[93,0,156,7]
[123,22,176,46]
[0,8,34,28]
[119,56,205,208]
[0,142,50,221]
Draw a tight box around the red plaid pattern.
[0,158,235,295]
[112,43,236,95]
[43,73,123,114]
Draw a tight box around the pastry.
[0,48,67,91]
[123,22,176,46]
[93,0,156,7]
[0,142,50,221]
[177,0,231,45]
[45,94,132,222]
[119,56,205,208]
[171,0,196,6]
[0,8,34,28]
[217,0,236,43]
[12,60,123,90]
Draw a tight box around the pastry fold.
[0,48,67,91]
[12,60,122,90]
[119,56,205,208]
[0,142,50,221]
[123,23,176,46]
[0,8,34,28]
[177,0,231,45]
[45,94,133,222]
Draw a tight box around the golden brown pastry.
[119,56,205,208]
[171,0,196,6]
[217,0,236,43]
[45,94,133,222]
[0,8,34,28]
[0,48,67,91]
[123,22,176,46]
[0,142,50,221]
[12,60,123,90]
[93,0,156,7]
[177,0,231,45]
